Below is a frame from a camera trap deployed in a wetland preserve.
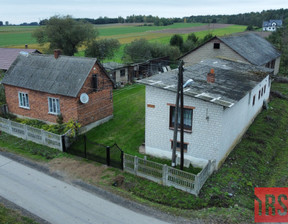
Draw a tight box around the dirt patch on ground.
[49,157,115,184]
[150,23,231,34]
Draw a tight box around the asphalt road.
[0,155,169,224]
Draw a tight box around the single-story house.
[138,58,273,169]
[2,50,114,130]
[103,62,130,86]
[0,47,41,71]
[179,32,281,76]
[262,20,283,32]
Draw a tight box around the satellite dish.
[80,93,89,104]
[183,79,194,88]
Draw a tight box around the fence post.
[121,151,124,170]
[106,146,110,166]
[134,156,138,175]
[24,124,28,140]
[8,119,12,134]
[41,129,46,144]
[84,135,87,158]
[162,164,168,186]
[194,174,200,196]
[61,135,66,152]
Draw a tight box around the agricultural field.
[0,23,248,62]
[0,23,247,46]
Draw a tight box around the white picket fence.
[0,117,64,151]
[124,154,216,196]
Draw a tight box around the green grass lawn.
[85,84,145,156]
[68,84,145,157]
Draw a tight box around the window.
[92,74,98,91]
[261,88,264,96]
[18,92,30,109]
[120,69,125,77]
[171,140,188,153]
[169,106,193,131]
[214,43,220,49]
[252,95,256,106]
[258,90,261,100]
[264,85,266,94]
[48,97,60,115]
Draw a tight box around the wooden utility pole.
[179,60,184,170]
[171,60,184,168]
[171,63,180,167]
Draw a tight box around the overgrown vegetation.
[122,38,181,63]
[85,38,120,60]
[268,18,288,75]
[0,114,80,136]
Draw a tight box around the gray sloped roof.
[219,33,281,66]
[2,53,97,97]
[138,58,273,108]
[103,62,126,70]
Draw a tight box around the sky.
[1,0,287,25]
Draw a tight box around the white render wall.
[219,75,270,166]
[145,85,224,168]
[144,75,270,169]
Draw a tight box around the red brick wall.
[3,62,113,126]
[77,62,113,126]
[4,85,78,123]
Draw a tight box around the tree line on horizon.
[65,8,288,27]
[2,8,285,27]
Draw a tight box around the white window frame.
[18,92,30,109]
[48,97,60,115]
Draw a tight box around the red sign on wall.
[255,187,288,222]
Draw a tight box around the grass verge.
[0,203,38,224]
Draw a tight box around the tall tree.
[170,34,184,50]
[33,15,98,56]
[123,38,180,63]
[123,38,152,63]
[85,39,120,61]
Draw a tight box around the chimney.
[54,49,61,59]
[25,44,28,49]
[207,68,215,83]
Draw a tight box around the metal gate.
[65,135,123,170]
